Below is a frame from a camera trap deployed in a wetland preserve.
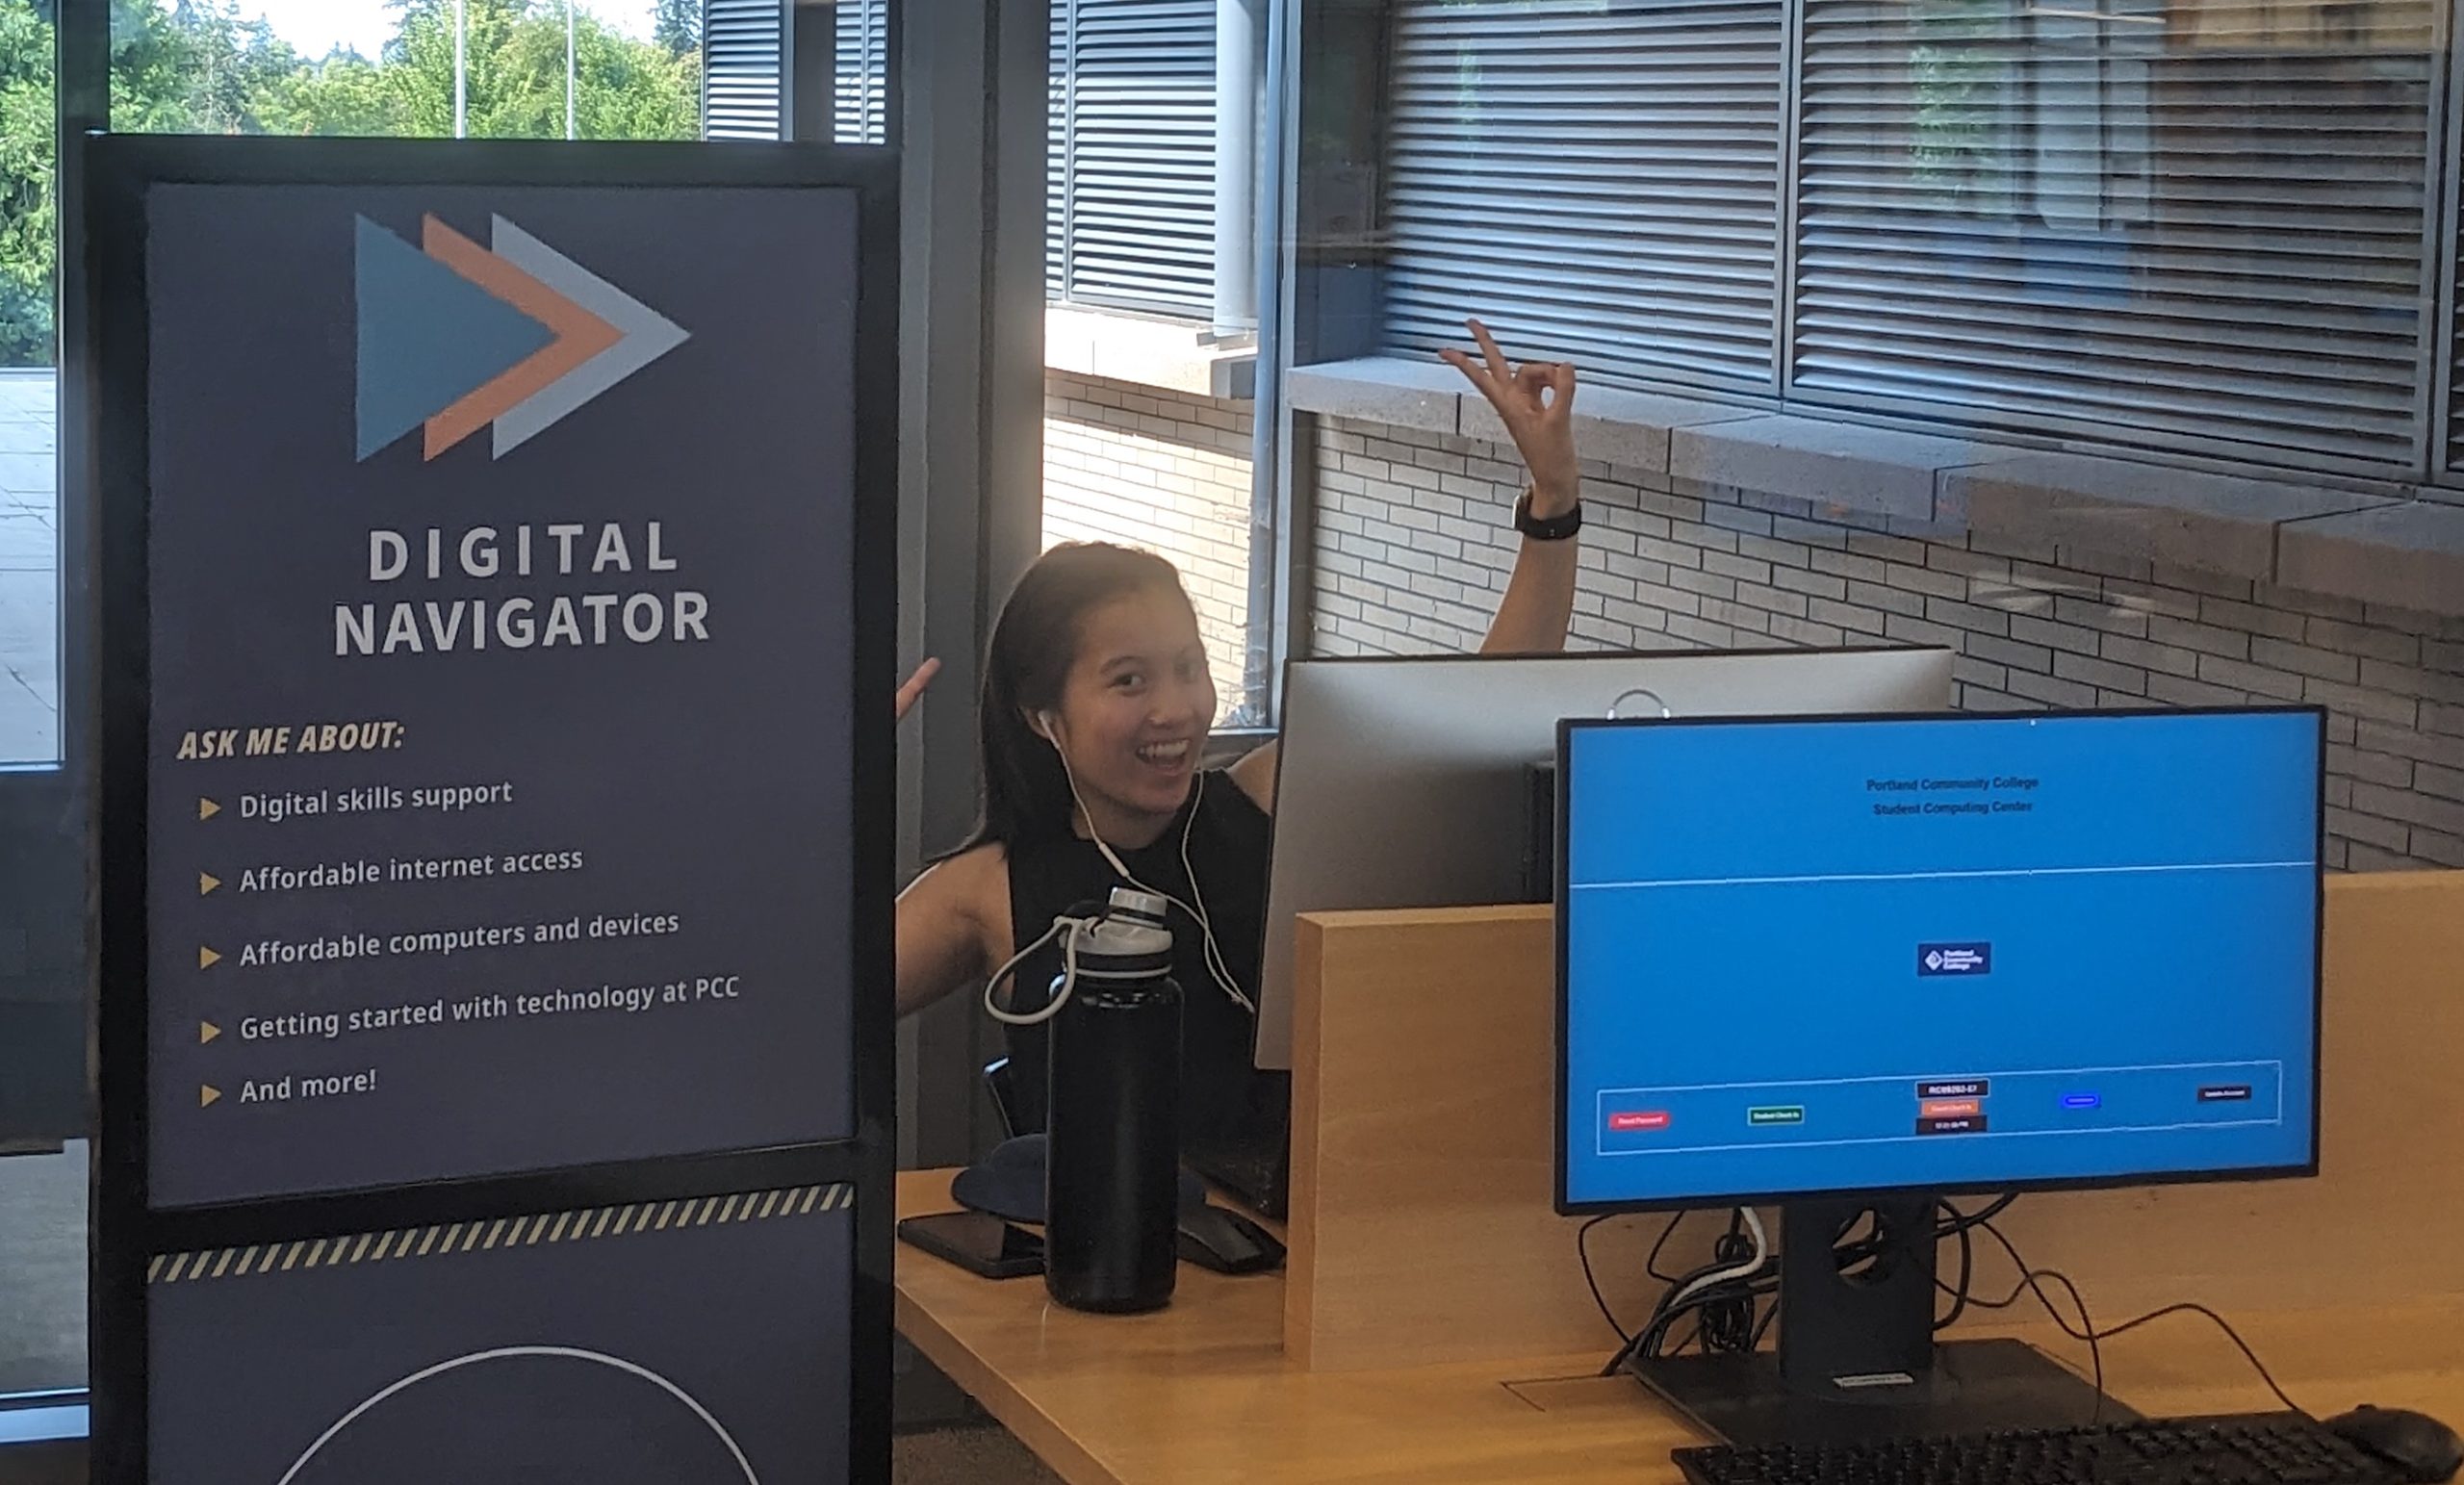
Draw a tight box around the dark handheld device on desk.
[895,1213,1043,1281]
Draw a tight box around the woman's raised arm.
[1227,320,1584,813]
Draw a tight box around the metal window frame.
[2435,0,2464,484]
[2408,7,2458,480]
[1256,0,1304,722]
[895,0,1050,1175]
[1772,0,1810,397]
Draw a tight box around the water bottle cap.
[1108,886,1170,922]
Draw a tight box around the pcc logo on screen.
[1918,942,1992,976]
[354,214,689,463]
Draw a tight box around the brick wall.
[1308,415,2464,871]
[1043,371,1259,723]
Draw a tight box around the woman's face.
[1041,585,1217,832]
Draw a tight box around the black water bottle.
[1043,886,1182,1314]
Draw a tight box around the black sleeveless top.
[1000,770,1290,1181]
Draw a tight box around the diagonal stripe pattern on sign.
[487,216,693,456]
[353,217,555,462]
[418,216,624,462]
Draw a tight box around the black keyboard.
[1675,1414,2402,1485]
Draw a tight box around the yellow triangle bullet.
[199,1086,221,1108]
[198,945,221,970]
[199,871,221,896]
[199,1021,220,1045]
[198,798,221,821]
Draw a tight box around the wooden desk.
[896,1170,2464,1484]
[896,871,2464,1480]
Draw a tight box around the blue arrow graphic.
[354,216,556,462]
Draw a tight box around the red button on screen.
[1608,1111,1672,1133]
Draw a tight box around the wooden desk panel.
[895,1170,2464,1485]
[1287,872,2464,1372]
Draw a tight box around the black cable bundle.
[1591,1211,1779,1377]
[1582,1195,2021,1378]
[1579,1194,2303,1419]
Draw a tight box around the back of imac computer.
[1252,646,1956,1073]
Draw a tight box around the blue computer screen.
[1558,708,2322,1211]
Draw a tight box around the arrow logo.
[355,213,688,463]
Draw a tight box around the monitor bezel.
[1551,703,2329,1217]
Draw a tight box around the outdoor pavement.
[0,371,59,766]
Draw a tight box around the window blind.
[1789,0,2442,472]
[2450,178,2463,476]
[1380,0,1786,395]
[834,0,890,145]
[1047,0,1219,320]
[703,0,786,141]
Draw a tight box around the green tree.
[0,1,55,364]
[653,0,699,58]
[0,0,703,364]
[249,51,414,137]
[109,1,308,135]
[386,0,697,141]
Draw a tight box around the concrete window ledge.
[2278,503,2464,619]
[1045,305,1255,400]
[1285,355,2464,620]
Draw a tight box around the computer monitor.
[1254,647,1958,1076]
[1554,705,2324,1444]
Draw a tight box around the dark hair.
[953,542,1191,855]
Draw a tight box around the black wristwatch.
[1514,489,1583,542]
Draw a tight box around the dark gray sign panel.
[148,1187,855,1485]
[135,180,860,1208]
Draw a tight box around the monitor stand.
[1628,1196,2137,1447]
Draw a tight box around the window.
[1042,0,1274,729]
[706,0,894,145]
[1,0,79,1407]
[705,0,786,138]
[1382,0,1784,395]
[2449,145,2463,476]
[1359,0,2461,482]
[108,0,705,143]
[1789,0,2440,473]
[1,0,56,768]
[834,0,889,144]
[1047,0,1219,319]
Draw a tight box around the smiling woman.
[891,320,1587,1173]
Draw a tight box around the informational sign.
[135,179,863,1208]
[91,137,893,1485]
[147,1186,854,1485]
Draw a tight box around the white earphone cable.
[1047,723,1256,1016]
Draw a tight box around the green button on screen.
[1748,1107,1806,1126]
